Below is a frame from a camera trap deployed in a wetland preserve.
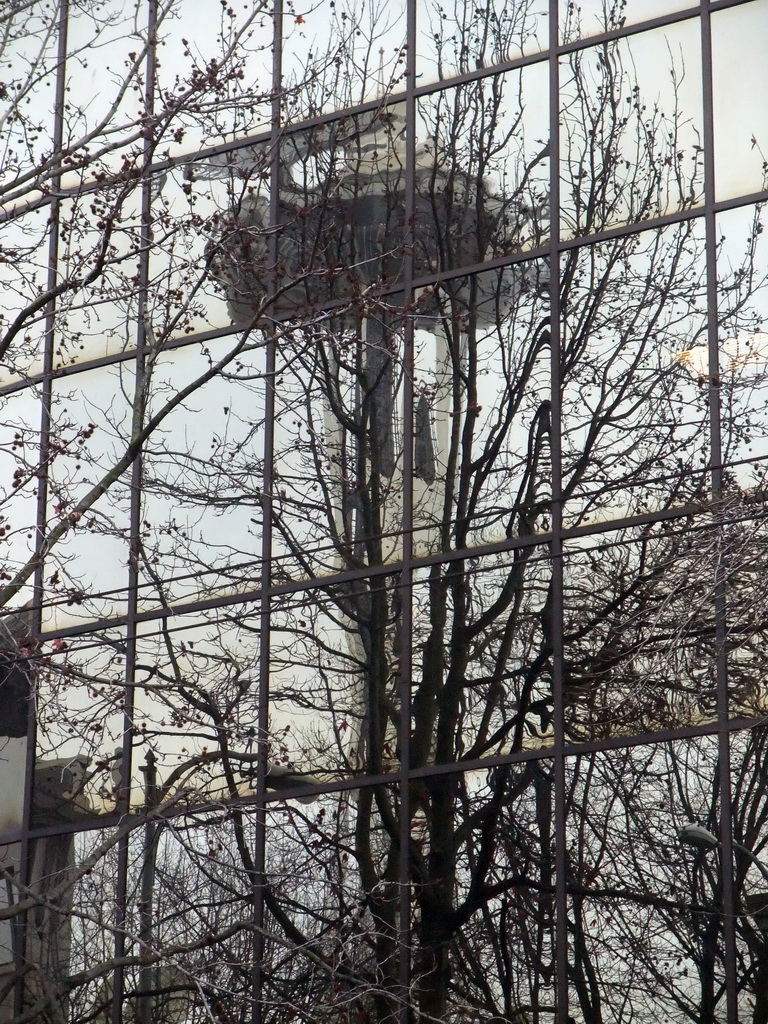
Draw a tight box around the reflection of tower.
[214,111,547,769]
[216,110,545,543]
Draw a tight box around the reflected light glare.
[675,330,768,379]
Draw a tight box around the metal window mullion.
[251,4,283,1021]
[8,181,768,402]
[14,0,71,1017]
[111,1,159,1019]
[397,3,418,1020]
[17,706,757,848]
[1,0,761,231]
[701,3,738,1019]
[28,480,768,641]
[549,3,569,1022]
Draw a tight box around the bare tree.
[1,1,768,1023]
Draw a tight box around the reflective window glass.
[560,18,703,236]
[712,0,768,202]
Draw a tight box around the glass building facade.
[1,0,768,1021]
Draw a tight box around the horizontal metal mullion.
[4,712,762,849]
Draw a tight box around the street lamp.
[678,822,768,888]
[678,823,720,852]
[679,823,768,1021]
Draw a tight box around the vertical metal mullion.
[14,1,70,1017]
[252,5,283,1022]
[397,3,417,1020]
[112,1,158,1019]
[549,4,568,1024]
[700,3,738,1020]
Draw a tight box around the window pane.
[140,336,266,609]
[412,765,557,1021]
[731,726,768,1020]
[0,212,50,386]
[272,306,407,582]
[155,142,269,338]
[712,0,768,203]
[416,65,550,271]
[560,19,703,237]
[35,629,127,824]
[413,261,551,554]
[270,580,401,777]
[52,190,143,370]
[154,3,273,156]
[281,0,407,121]
[560,0,697,44]
[2,2,62,191]
[46,364,134,627]
[567,737,727,1022]
[416,0,548,84]
[134,606,263,809]
[561,220,710,527]
[722,512,768,722]
[264,784,403,1019]
[412,551,553,767]
[0,385,45,605]
[716,203,768,486]
[564,521,717,741]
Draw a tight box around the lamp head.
[678,823,719,851]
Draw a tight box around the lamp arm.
[732,840,768,888]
